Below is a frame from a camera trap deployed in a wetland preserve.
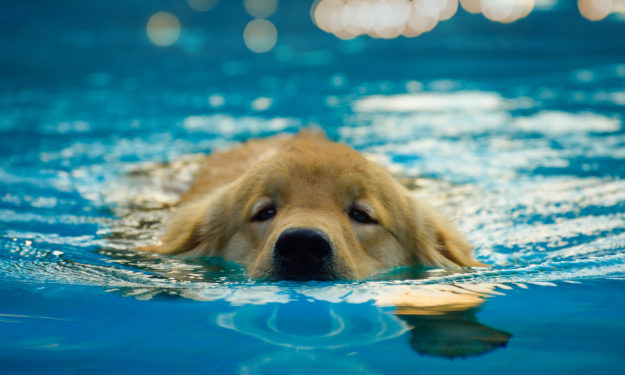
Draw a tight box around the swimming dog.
[140,130,484,280]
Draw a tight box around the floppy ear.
[138,185,237,256]
[403,196,485,268]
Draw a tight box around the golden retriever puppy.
[140,130,484,280]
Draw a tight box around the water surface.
[1,1,625,373]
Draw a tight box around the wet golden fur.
[140,131,484,279]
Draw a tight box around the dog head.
[145,140,482,280]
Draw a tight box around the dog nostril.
[274,228,333,266]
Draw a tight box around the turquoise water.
[2,1,625,373]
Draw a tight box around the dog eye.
[348,207,378,224]
[251,205,277,222]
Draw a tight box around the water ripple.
[1,86,624,304]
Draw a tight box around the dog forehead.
[254,141,372,198]
[283,142,369,181]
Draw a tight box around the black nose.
[273,228,334,280]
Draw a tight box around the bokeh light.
[312,0,460,39]
[244,0,279,19]
[208,94,225,108]
[578,0,613,21]
[146,12,181,47]
[187,0,219,12]
[438,0,460,21]
[614,0,625,12]
[459,0,482,14]
[243,18,278,53]
[251,97,273,111]
[481,0,534,23]
[461,0,535,23]
[311,0,625,39]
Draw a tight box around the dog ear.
[402,196,485,268]
[138,186,235,256]
[427,204,485,267]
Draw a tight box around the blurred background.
[2,0,625,151]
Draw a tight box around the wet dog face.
[222,141,425,280]
[144,140,481,280]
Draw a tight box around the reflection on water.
[216,302,408,350]
[239,349,385,375]
[94,231,512,359]
[217,299,509,358]
[400,309,510,358]
[103,278,510,359]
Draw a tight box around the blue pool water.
[2,1,625,373]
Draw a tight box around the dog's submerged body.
[141,131,484,280]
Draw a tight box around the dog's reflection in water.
[105,266,510,359]
[398,306,509,358]
[214,286,510,359]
